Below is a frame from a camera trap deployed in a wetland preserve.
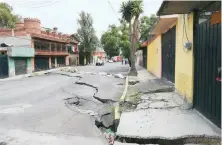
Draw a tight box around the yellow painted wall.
[175,13,194,103]
[147,35,162,78]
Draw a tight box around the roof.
[157,1,217,16]
[141,41,148,48]
[31,33,68,43]
[70,34,81,42]
[151,15,177,35]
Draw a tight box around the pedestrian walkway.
[117,65,221,144]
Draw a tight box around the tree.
[119,20,130,60]
[120,1,133,67]
[77,11,99,64]
[140,14,157,42]
[120,0,144,76]
[0,3,22,28]
[100,24,120,58]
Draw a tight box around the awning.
[157,1,214,16]
[151,15,177,35]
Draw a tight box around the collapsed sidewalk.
[116,66,221,144]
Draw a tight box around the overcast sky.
[2,0,163,38]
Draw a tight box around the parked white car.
[108,60,113,63]
[96,59,104,66]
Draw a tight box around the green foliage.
[100,24,120,58]
[120,1,133,23]
[77,11,99,53]
[0,3,22,28]
[119,21,130,59]
[140,14,157,42]
[131,0,143,18]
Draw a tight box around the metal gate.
[51,57,55,68]
[194,2,221,128]
[0,55,8,78]
[161,26,176,83]
[14,58,27,75]
[142,48,147,69]
[57,56,65,67]
[34,57,49,71]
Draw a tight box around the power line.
[108,0,120,21]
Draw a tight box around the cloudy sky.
[2,0,163,38]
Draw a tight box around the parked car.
[108,60,113,63]
[96,59,104,66]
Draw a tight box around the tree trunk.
[128,17,138,76]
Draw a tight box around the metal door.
[194,2,221,128]
[143,48,147,69]
[0,55,8,78]
[161,26,176,83]
[14,58,27,75]
[34,57,49,71]
[51,57,55,68]
[57,56,65,67]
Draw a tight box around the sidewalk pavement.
[0,66,75,82]
[116,65,221,144]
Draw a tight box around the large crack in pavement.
[53,72,117,141]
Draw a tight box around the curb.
[119,76,129,102]
[0,66,69,82]
[114,67,130,131]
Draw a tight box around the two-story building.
[0,18,79,77]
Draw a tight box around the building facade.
[144,1,221,127]
[0,18,79,77]
[93,47,105,64]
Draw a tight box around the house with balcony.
[0,18,79,76]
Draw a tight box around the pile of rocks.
[61,67,79,73]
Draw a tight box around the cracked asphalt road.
[0,62,129,145]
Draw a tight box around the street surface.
[0,62,129,145]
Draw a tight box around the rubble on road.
[128,80,140,85]
[60,67,79,73]
[114,74,125,79]
[99,72,107,76]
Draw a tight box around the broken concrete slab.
[114,74,125,79]
[138,92,191,110]
[97,104,113,116]
[101,114,113,128]
[134,79,174,94]
[117,109,220,141]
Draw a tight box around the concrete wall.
[175,13,194,103]
[7,47,34,57]
[0,36,32,47]
[27,58,32,73]
[8,57,15,77]
[65,56,69,66]
[147,35,162,78]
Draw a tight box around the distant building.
[93,47,105,63]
